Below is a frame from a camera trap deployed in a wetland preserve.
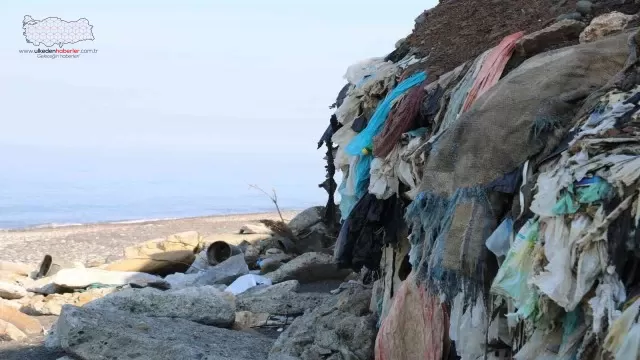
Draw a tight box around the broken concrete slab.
[86,285,236,327]
[51,268,162,289]
[237,281,329,316]
[50,305,274,360]
[265,252,351,284]
[268,286,376,360]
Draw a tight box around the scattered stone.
[21,288,117,316]
[415,12,427,25]
[0,319,27,342]
[580,11,637,43]
[287,206,323,234]
[84,255,107,268]
[556,12,583,22]
[240,223,274,235]
[186,249,210,274]
[0,303,42,335]
[237,280,329,316]
[50,305,274,360]
[265,253,351,284]
[268,286,376,360]
[86,285,236,327]
[163,272,200,289]
[575,0,593,15]
[235,311,270,329]
[0,281,28,300]
[265,248,285,256]
[0,261,33,277]
[259,258,283,275]
[52,268,163,289]
[194,254,249,286]
[244,245,260,268]
[516,19,586,57]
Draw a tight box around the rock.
[287,206,323,234]
[294,222,336,252]
[106,231,203,275]
[52,268,163,289]
[21,288,117,316]
[163,272,200,290]
[265,253,351,284]
[194,254,249,286]
[0,261,33,277]
[234,311,270,329]
[56,357,75,360]
[0,298,22,310]
[576,0,593,15]
[395,37,407,49]
[0,319,27,341]
[27,276,68,295]
[415,12,427,25]
[244,245,260,268]
[259,258,283,275]
[556,12,583,22]
[0,303,42,335]
[516,19,586,57]
[240,223,274,235]
[268,286,376,360]
[237,280,329,316]
[86,285,236,327]
[0,270,34,287]
[0,281,28,300]
[185,249,210,274]
[580,12,637,43]
[51,305,273,360]
[265,248,285,256]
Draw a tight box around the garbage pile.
[325,7,640,360]
[0,208,374,360]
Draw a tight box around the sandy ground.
[0,211,299,265]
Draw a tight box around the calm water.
[0,146,328,229]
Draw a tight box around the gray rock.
[556,12,583,22]
[194,254,249,286]
[516,19,586,57]
[86,285,236,327]
[50,305,274,360]
[268,286,376,360]
[51,268,163,289]
[395,37,407,50]
[576,0,593,15]
[287,207,323,234]
[265,253,351,284]
[237,281,329,316]
[415,12,427,25]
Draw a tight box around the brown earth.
[405,0,640,81]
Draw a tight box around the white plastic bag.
[225,274,272,295]
[485,217,514,257]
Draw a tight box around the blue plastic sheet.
[345,71,427,156]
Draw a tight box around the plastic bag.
[490,220,539,315]
[485,217,514,257]
[344,57,388,86]
[225,274,272,295]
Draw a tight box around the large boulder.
[48,305,274,360]
[85,286,235,327]
[193,254,249,286]
[268,285,376,360]
[237,281,330,316]
[105,231,203,275]
[287,207,323,234]
[580,12,637,44]
[265,253,351,284]
[51,268,163,289]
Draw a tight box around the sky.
[0,0,437,224]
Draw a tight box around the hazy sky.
[0,0,435,155]
[0,1,438,225]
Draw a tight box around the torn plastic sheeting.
[530,168,574,217]
[604,298,640,356]
[461,31,524,112]
[345,71,427,156]
[490,219,539,316]
[225,274,272,295]
[485,217,513,257]
[615,323,640,360]
[588,273,626,336]
[449,293,489,360]
[344,57,390,86]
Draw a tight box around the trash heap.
[324,6,640,360]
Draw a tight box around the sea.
[0,146,329,230]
